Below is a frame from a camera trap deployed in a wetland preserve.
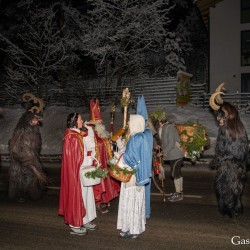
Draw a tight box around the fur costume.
[8,96,47,202]
[210,84,248,217]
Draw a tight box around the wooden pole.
[123,106,127,128]
[122,88,130,128]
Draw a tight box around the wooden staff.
[109,103,115,137]
[111,88,131,142]
[122,88,131,128]
[158,151,166,202]
[161,176,166,202]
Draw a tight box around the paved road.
[0,161,250,250]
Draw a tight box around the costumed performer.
[79,123,98,230]
[8,94,47,202]
[88,99,120,214]
[136,95,153,219]
[117,114,151,239]
[209,83,248,217]
[59,113,97,235]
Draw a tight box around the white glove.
[116,137,124,150]
[114,151,120,159]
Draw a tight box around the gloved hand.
[116,137,124,150]
[136,186,142,192]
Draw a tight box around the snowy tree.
[167,0,208,78]
[0,1,80,103]
[77,0,185,86]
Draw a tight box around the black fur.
[211,102,248,217]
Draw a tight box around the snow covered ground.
[0,104,249,155]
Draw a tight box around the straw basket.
[175,124,196,142]
[108,166,133,183]
[108,154,134,183]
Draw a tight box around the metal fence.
[1,76,250,114]
[199,92,250,114]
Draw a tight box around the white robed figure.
[117,114,151,239]
[80,124,97,226]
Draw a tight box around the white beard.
[94,123,110,138]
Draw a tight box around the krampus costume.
[8,93,47,202]
[209,83,248,217]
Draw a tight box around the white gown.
[116,132,146,235]
[80,125,97,224]
[117,178,146,235]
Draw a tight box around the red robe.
[92,130,120,204]
[58,128,86,227]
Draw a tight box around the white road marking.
[151,192,203,199]
[47,186,203,199]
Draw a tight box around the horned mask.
[209,82,228,117]
[22,93,44,114]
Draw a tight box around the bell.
[153,160,160,175]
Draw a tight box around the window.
[241,73,250,92]
[241,0,250,24]
[241,30,250,66]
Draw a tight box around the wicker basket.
[108,153,134,183]
[175,124,207,157]
[108,166,133,183]
[175,124,196,143]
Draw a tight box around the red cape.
[93,132,120,204]
[58,128,86,227]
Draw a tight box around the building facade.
[210,0,250,93]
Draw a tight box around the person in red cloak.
[59,113,98,235]
[87,99,120,213]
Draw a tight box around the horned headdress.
[22,93,44,113]
[209,82,228,117]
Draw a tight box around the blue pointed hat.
[137,95,148,122]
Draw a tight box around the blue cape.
[137,95,148,121]
[136,95,153,178]
[123,132,151,186]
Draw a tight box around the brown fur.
[8,112,48,201]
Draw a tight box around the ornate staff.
[109,103,116,137]
[121,88,131,128]
[111,88,131,142]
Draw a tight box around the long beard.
[95,123,109,138]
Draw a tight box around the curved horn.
[28,97,44,113]
[209,92,224,110]
[215,82,226,104]
[22,93,35,102]
[215,82,225,92]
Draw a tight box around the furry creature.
[8,96,47,202]
[210,84,248,217]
